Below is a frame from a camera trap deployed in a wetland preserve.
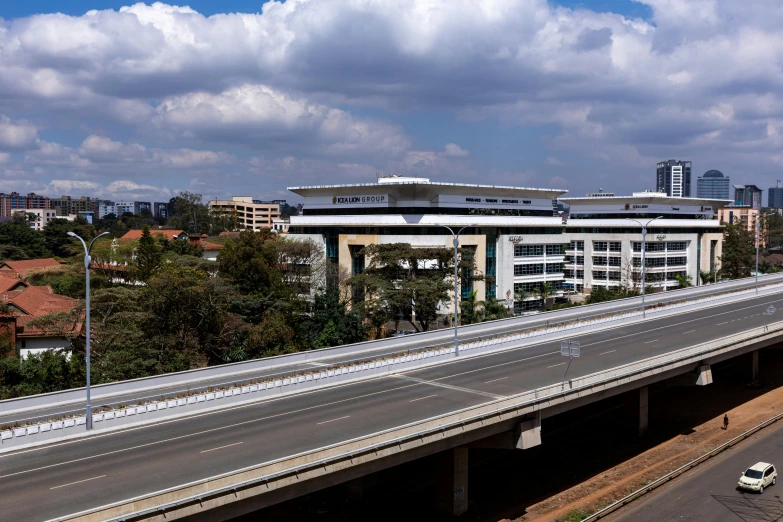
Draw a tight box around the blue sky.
[0,0,780,203]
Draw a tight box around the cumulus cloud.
[154,84,412,157]
[0,1,782,194]
[0,116,39,151]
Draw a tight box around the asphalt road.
[2,292,783,521]
[3,275,781,427]
[611,416,783,522]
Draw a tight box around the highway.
[611,415,783,521]
[3,275,781,427]
[1,292,783,521]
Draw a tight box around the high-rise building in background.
[134,202,152,215]
[50,195,94,217]
[696,170,730,200]
[768,181,783,210]
[733,185,763,209]
[153,202,169,220]
[114,201,134,216]
[656,159,692,197]
[0,192,49,217]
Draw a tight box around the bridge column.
[516,411,542,449]
[752,350,759,381]
[696,364,713,386]
[436,447,469,517]
[639,386,649,436]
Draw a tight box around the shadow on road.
[713,494,783,521]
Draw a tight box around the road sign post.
[560,340,580,389]
[763,305,777,331]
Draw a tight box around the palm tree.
[514,288,529,315]
[699,270,713,285]
[460,289,485,325]
[674,274,693,289]
[536,282,556,310]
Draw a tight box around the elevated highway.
[2,287,783,521]
[2,274,782,428]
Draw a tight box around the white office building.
[286,177,729,317]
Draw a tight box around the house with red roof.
[1,283,81,358]
[0,258,62,278]
[120,229,224,261]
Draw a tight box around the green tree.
[0,244,30,262]
[460,289,485,325]
[482,297,512,322]
[42,218,95,258]
[719,222,755,280]
[304,288,366,348]
[536,282,556,310]
[0,222,49,259]
[674,274,693,289]
[134,226,163,281]
[585,286,620,304]
[217,230,283,295]
[349,243,473,332]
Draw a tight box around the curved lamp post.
[435,223,476,357]
[625,217,662,318]
[68,231,109,430]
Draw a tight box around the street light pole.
[436,223,476,357]
[756,218,760,294]
[68,231,109,430]
[626,217,663,318]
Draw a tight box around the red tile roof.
[201,241,225,251]
[0,278,28,294]
[121,229,187,241]
[0,258,62,277]
[7,285,75,316]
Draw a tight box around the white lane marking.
[484,377,508,384]
[305,362,329,367]
[409,394,437,402]
[317,415,350,425]
[200,442,243,454]
[718,322,728,325]
[683,330,696,334]
[547,362,567,368]
[644,339,658,344]
[50,475,106,489]
[599,350,616,356]
[394,374,506,400]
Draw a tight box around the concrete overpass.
[2,285,783,521]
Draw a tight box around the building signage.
[508,236,524,243]
[332,195,387,204]
[465,197,532,205]
[632,205,648,209]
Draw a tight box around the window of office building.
[592,270,607,280]
[566,255,585,264]
[564,269,585,279]
[514,244,544,257]
[608,271,621,281]
[608,257,622,267]
[666,271,687,280]
[569,240,585,250]
[514,299,542,314]
[514,263,544,276]
[514,282,544,294]
[667,256,687,266]
[546,244,564,255]
[546,263,564,273]
[668,241,687,251]
[593,256,607,266]
[633,257,666,267]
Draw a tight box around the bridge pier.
[436,447,469,517]
[516,411,542,449]
[639,386,649,436]
[752,350,759,381]
[696,364,713,386]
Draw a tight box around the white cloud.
[154,84,412,157]
[0,1,782,192]
[0,115,39,151]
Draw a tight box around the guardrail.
[582,411,783,521]
[5,281,783,451]
[49,319,783,522]
[4,275,783,419]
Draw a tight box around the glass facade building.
[696,170,730,200]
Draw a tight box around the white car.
[738,462,777,493]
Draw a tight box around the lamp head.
[67,231,77,238]
[435,223,444,227]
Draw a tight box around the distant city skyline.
[1,1,782,203]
